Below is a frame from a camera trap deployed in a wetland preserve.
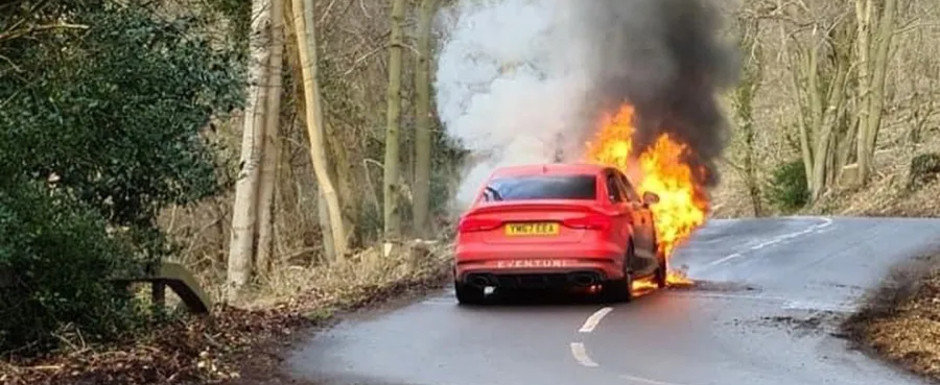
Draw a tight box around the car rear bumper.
[462,271,605,290]
[454,242,624,284]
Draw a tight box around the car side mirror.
[642,192,660,206]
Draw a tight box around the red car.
[453,164,664,304]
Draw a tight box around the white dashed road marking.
[706,217,833,268]
[579,307,614,333]
[569,342,599,367]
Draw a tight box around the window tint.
[483,175,596,201]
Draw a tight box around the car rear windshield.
[483,174,596,201]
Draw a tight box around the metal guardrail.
[1,262,212,314]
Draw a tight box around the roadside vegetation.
[845,254,940,381]
[0,0,938,384]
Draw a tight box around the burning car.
[453,163,664,304]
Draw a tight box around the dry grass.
[845,254,940,381]
[239,240,452,311]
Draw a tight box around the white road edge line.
[579,307,614,333]
[569,342,599,367]
[619,373,692,385]
[706,217,834,268]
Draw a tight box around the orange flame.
[585,104,707,286]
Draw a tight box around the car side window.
[606,173,624,203]
[617,173,641,203]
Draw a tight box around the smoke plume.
[435,0,737,206]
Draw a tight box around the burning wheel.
[654,256,667,289]
[654,236,667,289]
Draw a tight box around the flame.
[585,104,708,287]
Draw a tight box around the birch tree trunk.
[412,0,436,237]
[227,0,273,301]
[255,0,285,275]
[383,0,406,244]
[291,0,348,257]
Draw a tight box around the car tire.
[602,246,634,303]
[602,271,633,303]
[455,281,485,305]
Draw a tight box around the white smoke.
[434,0,735,208]
[435,0,591,207]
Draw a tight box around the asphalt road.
[287,217,940,385]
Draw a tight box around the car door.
[616,172,657,276]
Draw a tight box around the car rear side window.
[483,175,596,201]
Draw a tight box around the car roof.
[489,163,608,178]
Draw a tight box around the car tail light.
[563,213,611,231]
[458,217,503,232]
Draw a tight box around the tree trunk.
[291,0,348,257]
[383,0,406,243]
[256,0,285,276]
[855,0,874,183]
[805,37,824,198]
[323,120,357,243]
[859,0,897,182]
[227,0,273,301]
[412,0,436,237]
[732,15,764,217]
[317,187,336,263]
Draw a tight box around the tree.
[256,0,286,275]
[412,0,437,237]
[0,0,240,351]
[730,11,765,216]
[291,0,349,258]
[383,0,406,243]
[227,0,274,300]
[856,0,898,183]
[780,2,855,200]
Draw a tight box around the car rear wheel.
[455,281,485,305]
[602,247,634,303]
[602,271,633,303]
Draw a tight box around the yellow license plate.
[504,222,560,236]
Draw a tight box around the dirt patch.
[843,253,940,381]
[756,311,844,338]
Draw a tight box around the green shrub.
[909,153,940,189]
[0,2,241,354]
[766,160,810,212]
[0,181,139,353]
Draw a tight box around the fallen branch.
[0,23,89,43]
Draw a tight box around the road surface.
[287,217,940,385]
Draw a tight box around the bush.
[909,153,940,189]
[0,2,242,354]
[0,181,139,353]
[766,160,810,212]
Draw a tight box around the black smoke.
[575,0,738,187]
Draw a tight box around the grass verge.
[0,242,452,385]
[843,253,940,381]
